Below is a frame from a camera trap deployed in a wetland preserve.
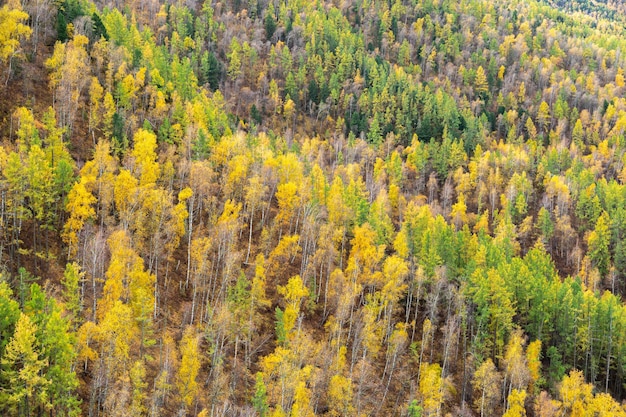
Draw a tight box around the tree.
[589,392,626,416]
[88,77,104,135]
[408,400,423,417]
[275,181,299,232]
[572,119,584,148]
[227,38,242,81]
[177,326,200,411]
[0,1,31,84]
[367,189,394,245]
[537,207,554,248]
[537,101,551,133]
[131,129,160,187]
[503,389,527,417]
[277,275,309,342]
[327,346,354,416]
[575,184,601,232]
[345,223,384,289]
[291,377,315,417]
[251,254,271,311]
[526,340,542,394]
[502,329,530,399]
[61,262,83,326]
[419,362,444,416]
[130,360,147,416]
[450,193,469,229]
[102,92,116,141]
[474,66,488,98]
[0,313,49,416]
[95,300,136,410]
[98,229,155,346]
[63,178,96,258]
[468,267,515,358]
[587,212,610,277]
[24,284,80,417]
[525,117,537,139]
[245,176,268,262]
[252,372,269,417]
[45,35,90,130]
[559,370,592,415]
[265,11,277,40]
[0,282,20,357]
[3,148,29,257]
[472,359,501,417]
[114,169,139,231]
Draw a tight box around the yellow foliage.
[327,374,354,416]
[0,3,31,64]
[290,379,315,417]
[450,193,468,228]
[177,326,201,408]
[559,370,593,413]
[278,275,309,308]
[503,389,527,417]
[327,176,349,226]
[97,301,136,377]
[381,255,408,308]
[616,68,625,87]
[472,358,501,415]
[474,66,488,95]
[171,187,192,245]
[589,392,626,416]
[63,178,97,257]
[131,129,160,187]
[269,234,301,266]
[218,199,242,225]
[526,340,541,393]
[99,230,155,325]
[276,181,299,225]
[345,223,385,287]
[252,254,271,309]
[114,169,139,227]
[393,227,410,259]
[76,321,100,364]
[419,362,443,416]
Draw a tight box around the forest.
[2,0,626,415]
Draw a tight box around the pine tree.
[0,282,20,357]
[61,263,83,327]
[252,372,269,417]
[0,313,50,416]
[474,66,488,98]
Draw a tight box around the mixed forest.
[4,0,626,415]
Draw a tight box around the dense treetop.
[3,0,626,415]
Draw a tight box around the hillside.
[2,0,626,415]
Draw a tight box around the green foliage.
[0,313,49,416]
[200,50,220,90]
[91,12,108,40]
[9,0,626,414]
[407,400,423,417]
[264,12,277,41]
[587,212,611,276]
[252,372,269,417]
[275,307,286,345]
[546,346,566,388]
[0,283,79,417]
[0,282,20,357]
